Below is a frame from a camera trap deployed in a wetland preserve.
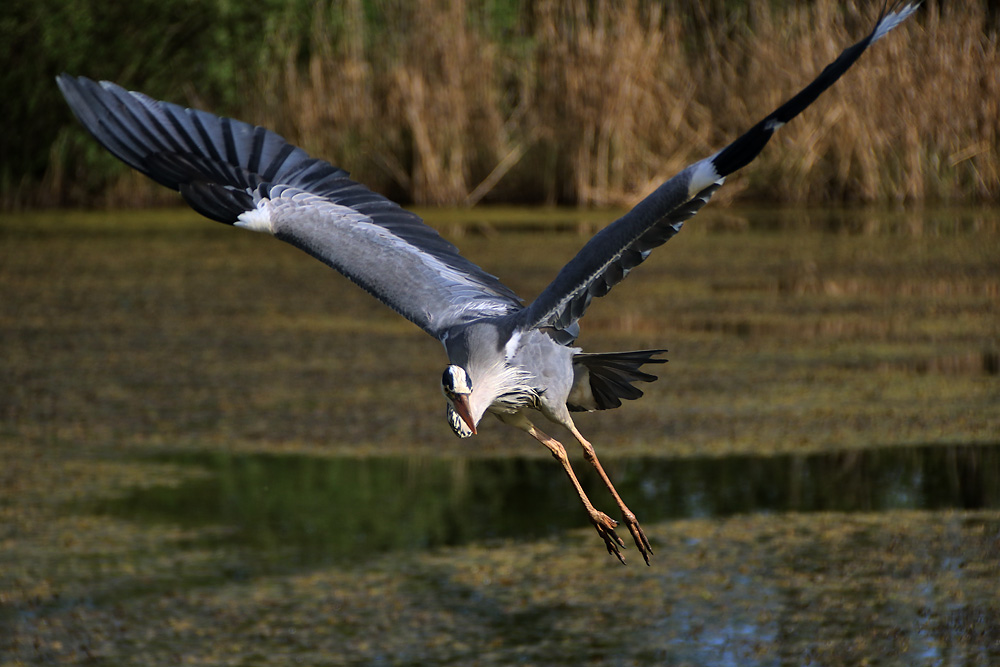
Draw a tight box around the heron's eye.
[441,365,472,395]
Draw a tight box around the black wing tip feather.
[710,2,919,179]
[58,74,338,223]
[497,2,918,337]
[58,75,151,176]
[57,74,317,194]
[56,73,93,103]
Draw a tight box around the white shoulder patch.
[504,331,522,360]
[688,159,723,198]
[235,199,275,234]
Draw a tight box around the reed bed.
[29,0,1000,208]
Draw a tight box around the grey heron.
[57,2,919,564]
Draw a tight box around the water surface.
[95,443,1000,571]
[3,205,999,665]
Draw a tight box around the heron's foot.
[589,510,627,564]
[621,510,653,566]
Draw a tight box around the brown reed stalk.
[51,0,999,208]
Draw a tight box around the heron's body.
[57,1,920,564]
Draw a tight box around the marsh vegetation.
[2,205,998,664]
[8,0,999,209]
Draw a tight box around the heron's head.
[441,365,477,438]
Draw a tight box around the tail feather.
[569,349,667,412]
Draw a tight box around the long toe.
[590,511,627,565]
[624,513,653,566]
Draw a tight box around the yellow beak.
[454,394,477,435]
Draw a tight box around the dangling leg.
[499,413,628,563]
[565,421,653,565]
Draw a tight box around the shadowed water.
[95,443,1000,571]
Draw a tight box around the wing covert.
[57,74,522,338]
[512,1,920,335]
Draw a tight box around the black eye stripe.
[441,366,472,393]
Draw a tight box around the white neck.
[467,357,537,420]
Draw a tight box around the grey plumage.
[56,1,920,564]
[56,76,522,339]
[514,176,720,335]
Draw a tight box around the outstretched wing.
[56,75,522,339]
[512,1,920,335]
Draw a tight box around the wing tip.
[872,2,922,44]
[709,1,919,180]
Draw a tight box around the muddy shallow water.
[2,206,998,664]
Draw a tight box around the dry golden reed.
[84,0,1000,208]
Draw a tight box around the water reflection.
[96,443,999,569]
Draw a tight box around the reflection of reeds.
[50,1,1000,208]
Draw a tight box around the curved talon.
[591,511,627,564]
[625,518,653,566]
[604,539,626,565]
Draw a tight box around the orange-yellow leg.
[523,424,629,564]
[566,422,653,565]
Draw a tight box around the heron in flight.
[57,2,919,564]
